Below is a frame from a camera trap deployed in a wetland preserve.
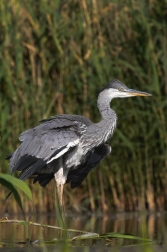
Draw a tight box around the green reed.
[1,0,166,213]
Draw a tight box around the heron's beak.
[126,89,152,97]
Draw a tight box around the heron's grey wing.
[66,143,111,188]
[8,115,89,181]
[10,129,80,181]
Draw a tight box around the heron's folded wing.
[10,128,80,174]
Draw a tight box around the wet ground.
[0,212,167,251]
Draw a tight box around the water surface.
[0,212,167,251]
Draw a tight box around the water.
[0,212,167,251]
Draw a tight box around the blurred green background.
[1,0,167,213]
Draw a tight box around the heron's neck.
[97,93,116,120]
[81,93,117,154]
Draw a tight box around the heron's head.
[101,79,152,99]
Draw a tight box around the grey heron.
[6,79,151,207]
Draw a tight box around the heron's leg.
[54,168,67,232]
[56,183,64,208]
[54,159,67,230]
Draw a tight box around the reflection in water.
[0,212,167,248]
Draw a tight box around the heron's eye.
[118,88,124,91]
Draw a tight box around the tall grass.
[1,0,166,213]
